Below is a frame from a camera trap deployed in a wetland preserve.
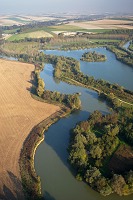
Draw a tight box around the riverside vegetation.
[68,108,133,196]
[19,62,81,200]
[33,52,133,107]
[33,52,133,196]
[80,51,107,62]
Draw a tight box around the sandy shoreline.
[0,59,60,199]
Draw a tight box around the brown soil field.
[0,59,60,199]
[108,144,133,174]
[68,19,133,30]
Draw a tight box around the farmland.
[7,30,53,41]
[68,19,133,30]
[0,59,59,199]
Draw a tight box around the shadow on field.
[0,171,24,200]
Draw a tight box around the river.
[35,47,133,200]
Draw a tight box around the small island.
[80,51,107,62]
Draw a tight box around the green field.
[4,28,20,34]
[5,24,112,42]
[1,41,41,55]
[16,25,111,36]
[7,30,53,41]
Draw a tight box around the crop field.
[7,30,53,41]
[0,15,57,26]
[68,19,133,30]
[50,25,110,33]
[0,59,60,199]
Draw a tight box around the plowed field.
[0,59,60,199]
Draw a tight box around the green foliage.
[35,72,45,97]
[125,170,133,188]
[68,110,133,196]
[81,51,107,62]
[95,177,113,196]
[107,45,133,67]
[85,167,101,184]
[111,174,128,196]
[40,53,133,105]
[42,90,81,110]
[128,40,133,51]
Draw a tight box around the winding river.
[35,47,133,200]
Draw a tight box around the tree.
[111,174,128,196]
[90,145,102,159]
[36,76,45,97]
[95,177,113,196]
[85,167,101,185]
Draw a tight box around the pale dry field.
[24,15,56,21]
[0,59,60,199]
[68,19,133,30]
[0,19,22,26]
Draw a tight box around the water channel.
[34,46,133,200]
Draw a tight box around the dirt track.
[0,59,60,199]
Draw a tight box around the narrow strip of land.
[0,59,60,199]
[63,76,133,106]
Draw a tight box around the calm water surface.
[35,48,133,200]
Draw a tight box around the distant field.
[7,30,53,41]
[0,19,21,26]
[68,19,133,30]
[7,17,31,23]
[18,25,110,35]
[4,28,20,34]
[50,25,110,33]
[0,15,57,26]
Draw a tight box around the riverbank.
[0,59,60,199]
[19,107,70,200]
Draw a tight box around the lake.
[35,48,133,200]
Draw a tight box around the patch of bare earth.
[108,144,133,174]
[0,59,60,199]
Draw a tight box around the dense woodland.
[80,51,107,62]
[68,108,133,196]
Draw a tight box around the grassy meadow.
[7,30,53,41]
